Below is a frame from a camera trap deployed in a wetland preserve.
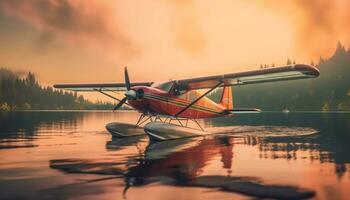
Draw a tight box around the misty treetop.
[0,68,114,111]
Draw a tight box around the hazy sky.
[0,0,349,87]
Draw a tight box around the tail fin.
[219,86,233,110]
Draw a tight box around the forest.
[0,68,114,111]
[231,42,350,111]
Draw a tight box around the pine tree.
[336,41,346,53]
[319,56,325,65]
[26,72,36,86]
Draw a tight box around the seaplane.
[54,64,319,141]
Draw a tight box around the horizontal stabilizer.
[224,108,261,114]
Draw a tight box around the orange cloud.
[167,0,205,57]
[247,0,350,60]
[0,0,207,60]
[1,0,140,60]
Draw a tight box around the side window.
[172,83,187,96]
[162,82,174,92]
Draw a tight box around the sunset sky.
[0,0,349,89]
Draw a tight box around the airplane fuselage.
[128,86,227,119]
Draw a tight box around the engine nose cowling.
[125,90,137,99]
[125,88,144,100]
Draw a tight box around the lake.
[0,111,349,200]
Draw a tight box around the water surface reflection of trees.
[209,113,350,178]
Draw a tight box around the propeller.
[113,66,141,111]
[113,97,127,110]
[124,67,131,90]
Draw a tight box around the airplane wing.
[175,64,320,91]
[54,64,319,92]
[53,82,153,92]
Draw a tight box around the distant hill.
[0,68,115,111]
[232,42,350,111]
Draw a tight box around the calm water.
[0,111,349,200]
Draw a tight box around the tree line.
[232,42,350,111]
[0,68,115,111]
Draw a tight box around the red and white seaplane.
[54,64,319,141]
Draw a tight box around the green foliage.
[0,68,114,111]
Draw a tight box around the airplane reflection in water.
[50,134,315,199]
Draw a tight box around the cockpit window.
[151,81,174,92]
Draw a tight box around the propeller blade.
[113,97,127,111]
[124,66,131,91]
